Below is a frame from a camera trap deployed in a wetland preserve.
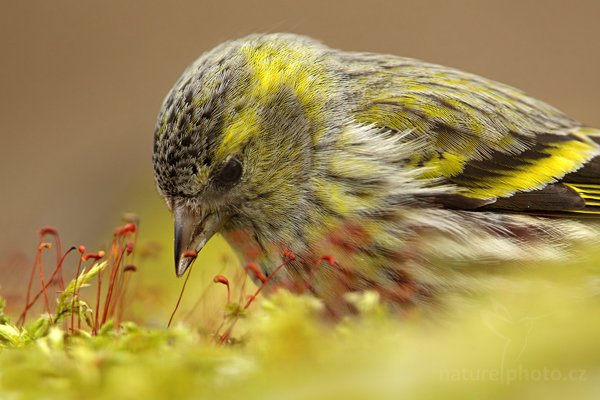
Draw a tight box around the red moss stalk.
[35,243,53,314]
[168,265,194,328]
[213,275,231,305]
[245,262,267,284]
[101,246,127,326]
[243,250,295,310]
[168,250,197,327]
[82,250,106,335]
[114,264,137,328]
[39,227,64,291]
[218,250,295,345]
[18,246,75,326]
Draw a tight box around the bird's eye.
[216,157,243,186]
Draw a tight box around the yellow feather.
[464,140,597,199]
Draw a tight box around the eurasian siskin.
[152,33,599,314]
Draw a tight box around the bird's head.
[152,34,337,276]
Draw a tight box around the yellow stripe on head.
[242,43,326,106]
[217,108,259,159]
[216,40,331,158]
[241,42,329,139]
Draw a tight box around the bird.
[152,33,600,315]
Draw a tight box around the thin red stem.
[243,255,293,310]
[114,265,137,329]
[168,265,194,328]
[93,271,102,335]
[38,227,64,290]
[94,234,120,335]
[52,233,64,291]
[36,243,52,314]
[101,248,126,326]
[107,242,134,321]
[16,246,74,330]
[213,275,230,305]
[104,221,137,329]
[23,247,75,312]
[19,236,44,325]
[218,251,295,345]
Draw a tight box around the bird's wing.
[348,54,600,214]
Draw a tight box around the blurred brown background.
[1,0,599,310]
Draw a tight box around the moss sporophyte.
[15,218,139,337]
[5,216,336,346]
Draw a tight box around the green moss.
[2,256,600,400]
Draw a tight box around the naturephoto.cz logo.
[439,366,587,384]
[439,300,588,384]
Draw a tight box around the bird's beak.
[174,206,225,277]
